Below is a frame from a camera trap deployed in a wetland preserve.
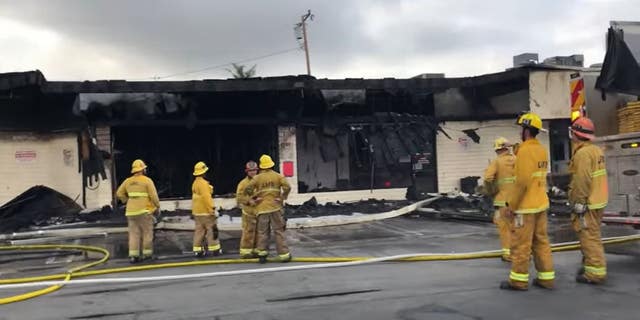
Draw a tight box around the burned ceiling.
[1,68,534,131]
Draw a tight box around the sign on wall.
[63,149,73,166]
[15,150,37,163]
[458,137,469,149]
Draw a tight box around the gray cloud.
[0,0,638,80]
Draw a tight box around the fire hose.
[1,234,640,305]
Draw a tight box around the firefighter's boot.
[499,281,528,291]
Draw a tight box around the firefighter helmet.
[131,159,147,174]
[193,161,209,176]
[245,161,258,172]
[259,154,275,169]
[516,112,546,131]
[494,137,510,151]
[570,117,596,141]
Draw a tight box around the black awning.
[596,26,640,96]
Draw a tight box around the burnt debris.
[0,186,115,232]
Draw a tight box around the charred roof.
[1,68,530,93]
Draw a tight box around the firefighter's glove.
[249,197,262,206]
[503,208,514,220]
[573,203,587,214]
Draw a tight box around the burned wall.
[435,87,528,120]
[296,126,350,192]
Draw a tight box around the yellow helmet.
[516,112,546,131]
[493,137,510,151]
[193,161,209,176]
[131,159,147,173]
[259,154,275,169]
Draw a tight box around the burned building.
[2,65,622,210]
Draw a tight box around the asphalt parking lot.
[2,216,640,320]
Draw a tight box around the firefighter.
[483,137,516,262]
[191,161,222,257]
[236,161,259,258]
[568,117,608,284]
[245,154,292,264]
[116,159,160,264]
[500,112,555,291]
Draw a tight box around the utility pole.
[296,10,314,76]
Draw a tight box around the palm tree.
[227,63,257,79]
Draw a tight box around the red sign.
[15,150,37,162]
[282,161,294,177]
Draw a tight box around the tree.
[226,63,256,79]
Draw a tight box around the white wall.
[278,126,298,195]
[0,132,112,208]
[529,70,573,119]
[436,119,551,193]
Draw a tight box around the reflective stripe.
[514,205,549,214]
[279,252,291,260]
[537,271,555,280]
[142,249,153,256]
[584,265,607,276]
[256,208,283,215]
[239,248,254,255]
[208,243,221,251]
[128,192,149,197]
[128,250,139,257]
[588,202,608,210]
[502,248,510,255]
[509,271,529,282]
[125,209,150,216]
[497,177,516,185]
[254,188,283,195]
[494,201,507,207]
[193,246,203,252]
[531,171,546,178]
[590,169,607,178]
[257,250,268,257]
[193,212,215,216]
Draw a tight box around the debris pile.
[218,197,412,218]
[417,194,494,222]
[417,190,572,222]
[0,186,116,232]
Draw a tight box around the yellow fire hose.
[0,244,110,305]
[1,234,639,305]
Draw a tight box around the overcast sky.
[0,0,637,81]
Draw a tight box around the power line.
[137,47,301,81]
